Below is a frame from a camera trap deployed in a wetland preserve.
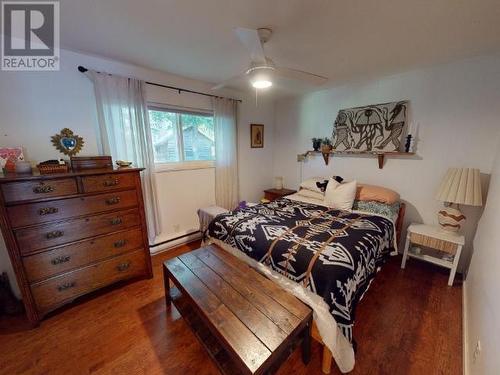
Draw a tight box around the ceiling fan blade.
[275,67,328,86]
[234,27,266,64]
[211,83,227,91]
[211,74,246,91]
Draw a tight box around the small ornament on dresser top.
[0,146,24,173]
[70,156,113,170]
[37,159,69,174]
[15,161,32,174]
[51,128,84,156]
[116,160,133,168]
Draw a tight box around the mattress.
[207,196,396,372]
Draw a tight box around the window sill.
[154,161,215,173]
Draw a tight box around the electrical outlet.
[473,340,481,363]
[173,224,180,232]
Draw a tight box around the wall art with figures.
[331,101,408,152]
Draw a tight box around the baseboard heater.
[149,230,201,249]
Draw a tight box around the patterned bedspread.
[207,198,395,342]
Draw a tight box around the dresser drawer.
[15,208,141,254]
[31,249,147,314]
[8,190,139,228]
[23,228,144,283]
[1,178,77,203]
[81,173,136,193]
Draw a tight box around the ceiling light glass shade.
[252,80,272,89]
[248,66,274,89]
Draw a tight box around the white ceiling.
[60,0,500,95]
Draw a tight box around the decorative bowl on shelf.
[116,160,133,168]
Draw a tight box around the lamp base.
[437,206,466,232]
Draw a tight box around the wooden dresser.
[0,168,152,325]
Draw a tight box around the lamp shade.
[436,168,482,206]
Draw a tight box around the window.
[148,107,215,166]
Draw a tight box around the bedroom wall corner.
[0,48,276,298]
[272,54,500,273]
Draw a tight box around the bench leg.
[301,321,312,365]
[163,265,171,307]
[321,345,332,374]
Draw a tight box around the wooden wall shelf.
[301,150,416,169]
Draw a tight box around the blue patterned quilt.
[208,198,395,342]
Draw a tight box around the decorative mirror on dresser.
[0,163,152,326]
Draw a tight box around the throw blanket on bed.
[208,198,394,342]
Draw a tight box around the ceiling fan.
[212,27,328,90]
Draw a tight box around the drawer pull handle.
[39,207,59,216]
[116,262,131,272]
[57,281,76,292]
[46,230,64,239]
[114,239,126,248]
[51,255,71,265]
[103,179,119,187]
[110,217,123,225]
[33,185,55,194]
[106,196,121,205]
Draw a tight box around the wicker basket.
[37,163,69,174]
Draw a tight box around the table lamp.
[435,168,482,232]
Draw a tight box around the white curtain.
[213,97,239,210]
[87,71,161,243]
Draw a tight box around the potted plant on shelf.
[321,138,333,154]
[311,138,322,152]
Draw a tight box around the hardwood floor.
[0,241,462,374]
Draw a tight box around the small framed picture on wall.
[251,124,264,148]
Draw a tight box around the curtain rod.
[77,65,242,103]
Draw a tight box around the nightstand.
[263,188,297,201]
[401,223,465,286]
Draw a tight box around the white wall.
[238,94,276,202]
[465,135,500,374]
[273,55,500,272]
[0,48,275,296]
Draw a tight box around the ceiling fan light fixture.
[212,27,328,91]
[249,66,273,89]
[252,80,273,89]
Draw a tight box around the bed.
[207,192,405,373]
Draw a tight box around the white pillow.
[325,179,357,211]
[300,177,339,194]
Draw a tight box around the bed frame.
[315,202,406,374]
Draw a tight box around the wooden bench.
[163,245,313,375]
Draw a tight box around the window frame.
[148,104,215,172]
